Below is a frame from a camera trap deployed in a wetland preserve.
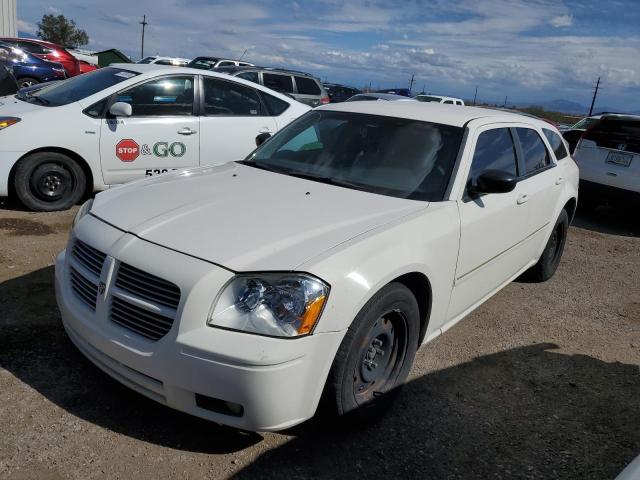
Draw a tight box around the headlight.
[72,198,93,228]
[208,273,329,337]
[0,117,20,130]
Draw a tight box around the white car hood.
[91,163,426,272]
[0,96,47,115]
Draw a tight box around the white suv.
[573,114,640,207]
[415,94,465,106]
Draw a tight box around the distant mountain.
[514,99,639,116]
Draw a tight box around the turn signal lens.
[0,117,20,130]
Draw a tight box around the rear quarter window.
[262,73,294,94]
[543,129,569,159]
[294,76,321,95]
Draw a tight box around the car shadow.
[572,204,640,237]
[1,267,638,477]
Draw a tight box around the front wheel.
[324,282,420,420]
[14,152,86,211]
[17,77,39,89]
[524,209,569,282]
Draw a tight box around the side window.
[236,71,259,83]
[16,41,52,55]
[218,61,235,67]
[259,91,289,116]
[83,98,108,118]
[456,101,463,106]
[117,76,194,116]
[295,76,321,95]
[263,73,294,93]
[468,128,518,183]
[516,128,551,174]
[443,100,454,104]
[543,128,569,160]
[202,77,262,116]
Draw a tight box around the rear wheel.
[325,282,420,420]
[524,209,569,282]
[14,152,86,211]
[17,77,39,89]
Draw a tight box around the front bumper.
[54,215,345,431]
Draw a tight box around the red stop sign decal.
[116,139,140,162]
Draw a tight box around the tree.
[36,14,89,48]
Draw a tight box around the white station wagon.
[0,64,309,211]
[55,102,579,431]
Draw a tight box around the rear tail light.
[320,96,330,104]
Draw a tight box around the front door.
[198,76,277,165]
[99,75,200,185]
[448,126,531,319]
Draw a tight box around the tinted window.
[16,41,52,55]
[543,129,569,159]
[117,76,194,116]
[583,118,640,155]
[21,67,140,107]
[218,61,235,67]
[260,91,289,115]
[138,57,156,64]
[263,73,294,93]
[84,98,108,118]
[248,111,464,201]
[236,71,259,83]
[416,95,441,102]
[516,128,550,174]
[443,100,454,104]
[456,101,463,105]
[202,77,261,116]
[295,76,321,95]
[187,58,218,70]
[469,128,518,182]
[154,59,173,65]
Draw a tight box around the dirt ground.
[0,199,638,480]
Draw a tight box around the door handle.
[555,177,564,185]
[177,128,197,135]
[517,194,529,205]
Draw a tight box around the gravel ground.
[0,201,638,480]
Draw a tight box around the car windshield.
[241,110,464,201]
[16,67,139,106]
[416,95,441,102]
[187,58,218,70]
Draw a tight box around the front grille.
[70,266,98,310]
[115,263,181,309]
[72,239,106,277]
[110,297,175,341]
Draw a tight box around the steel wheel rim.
[30,164,73,201]
[353,310,409,405]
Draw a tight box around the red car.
[0,37,81,77]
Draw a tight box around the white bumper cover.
[55,215,345,431]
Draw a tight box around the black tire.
[524,209,569,282]
[324,282,420,420]
[14,152,86,211]
[17,77,39,89]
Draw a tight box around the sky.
[15,0,640,110]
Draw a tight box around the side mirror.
[109,101,132,117]
[255,132,271,147]
[469,169,517,195]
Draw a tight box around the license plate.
[606,151,633,167]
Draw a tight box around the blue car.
[0,41,65,89]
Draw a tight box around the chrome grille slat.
[115,263,181,310]
[72,239,106,277]
[110,297,174,327]
[70,266,98,310]
[111,297,174,341]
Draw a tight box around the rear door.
[293,75,322,107]
[574,117,640,192]
[198,76,277,165]
[99,74,200,185]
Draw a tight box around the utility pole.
[239,48,248,61]
[503,95,508,108]
[588,77,601,116]
[139,15,148,60]
[473,85,478,105]
[408,73,415,94]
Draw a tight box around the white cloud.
[48,6,61,14]
[551,15,573,27]
[17,19,37,35]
